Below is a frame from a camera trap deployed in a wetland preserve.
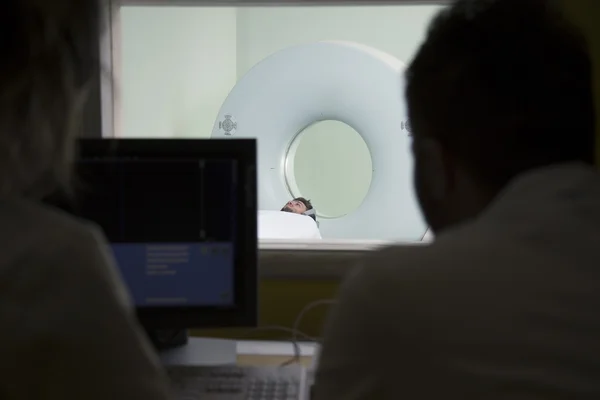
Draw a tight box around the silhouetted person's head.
[406,0,594,234]
[1,1,99,199]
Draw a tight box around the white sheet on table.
[258,210,322,239]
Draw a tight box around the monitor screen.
[47,139,257,329]
[81,157,235,307]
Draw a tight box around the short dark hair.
[294,197,313,210]
[406,0,595,188]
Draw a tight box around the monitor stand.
[146,329,238,367]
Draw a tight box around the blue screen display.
[112,243,234,307]
[47,156,238,308]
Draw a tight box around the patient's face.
[282,200,307,214]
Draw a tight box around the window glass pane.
[117,4,442,241]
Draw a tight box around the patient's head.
[406,0,593,233]
[281,197,316,221]
[0,0,100,199]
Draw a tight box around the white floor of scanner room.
[258,210,322,240]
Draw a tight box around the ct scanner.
[212,41,431,275]
[212,41,427,242]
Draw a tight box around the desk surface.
[161,338,318,368]
[237,340,317,368]
[237,354,313,367]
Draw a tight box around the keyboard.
[167,364,308,400]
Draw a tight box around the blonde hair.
[0,0,100,199]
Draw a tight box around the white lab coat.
[313,163,600,399]
[0,199,170,399]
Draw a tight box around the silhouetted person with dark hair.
[0,1,170,399]
[313,0,600,399]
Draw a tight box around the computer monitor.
[46,139,257,341]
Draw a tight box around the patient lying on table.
[258,198,321,239]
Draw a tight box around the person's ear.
[415,137,455,201]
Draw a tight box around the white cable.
[238,325,314,367]
[283,299,337,366]
[292,299,337,344]
[237,300,337,367]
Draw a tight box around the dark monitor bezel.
[77,138,258,329]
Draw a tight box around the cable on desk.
[292,299,337,343]
[238,325,314,367]
[233,300,336,367]
[281,299,337,367]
